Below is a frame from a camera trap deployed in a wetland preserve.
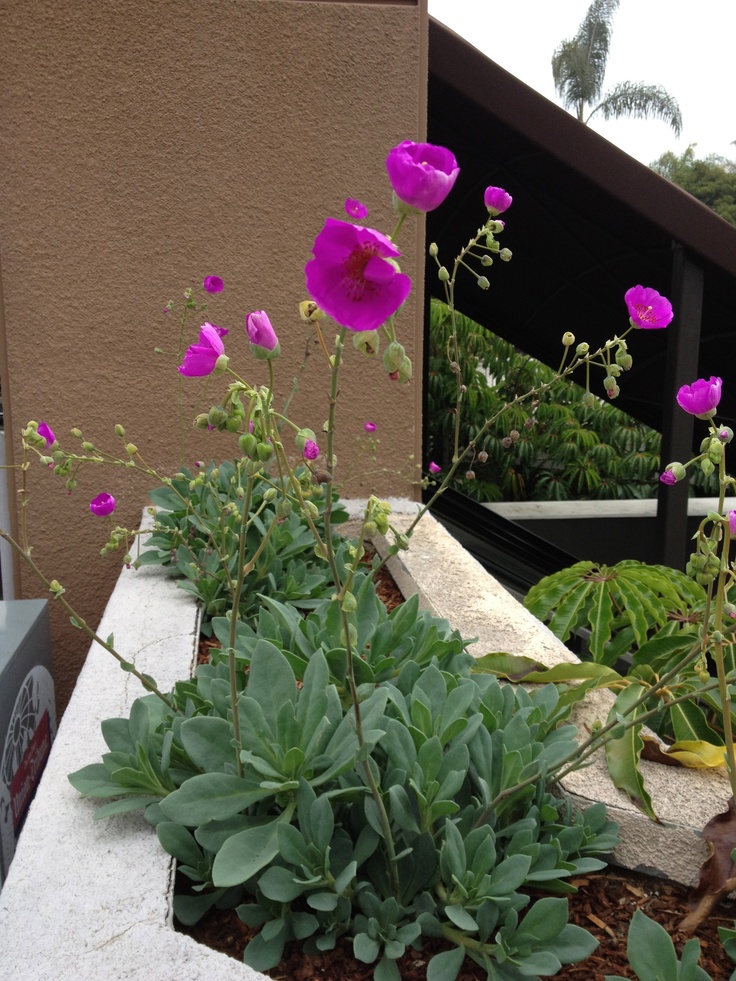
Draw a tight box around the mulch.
[178,551,736,978]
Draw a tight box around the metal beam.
[656,244,704,569]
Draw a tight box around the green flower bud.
[398,356,412,384]
[481,255,493,267]
[616,351,633,370]
[428,242,438,257]
[115,424,125,437]
[582,392,596,409]
[207,406,227,428]
[256,442,274,462]
[263,487,278,503]
[576,342,590,357]
[302,500,319,520]
[353,330,380,357]
[701,458,715,477]
[718,426,734,443]
[477,276,490,290]
[239,433,257,456]
[669,462,687,481]
[340,591,357,613]
[499,248,512,262]
[709,439,724,464]
[395,533,410,550]
[438,266,450,282]
[295,428,317,452]
[71,428,83,439]
[562,331,575,347]
[383,341,405,374]
[607,364,623,378]
[276,499,292,520]
[81,441,95,452]
[125,443,138,456]
[194,413,210,430]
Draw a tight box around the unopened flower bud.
[353,330,379,357]
[575,343,589,357]
[477,276,490,290]
[719,427,734,443]
[71,428,83,438]
[509,430,520,442]
[49,579,64,597]
[438,266,450,282]
[582,392,596,408]
[428,242,438,257]
[299,300,325,323]
[65,478,76,491]
[616,351,633,370]
[524,418,536,429]
[562,331,575,347]
[256,442,274,462]
[603,377,620,399]
[398,356,412,384]
[466,469,476,480]
[481,255,493,267]
[502,437,513,449]
[383,341,405,374]
[207,406,227,428]
[709,440,724,464]
[394,533,410,551]
[213,353,229,374]
[81,441,95,452]
[701,458,715,477]
[115,424,125,437]
[125,443,138,456]
[276,499,292,520]
[194,413,210,430]
[499,248,512,262]
[477,450,488,464]
[302,500,319,520]
[239,433,257,456]
[607,364,622,378]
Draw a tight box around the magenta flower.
[89,492,116,516]
[676,377,722,418]
[484,186,512,216]
[624,285,674,330]
[37,422,56,449]
[178,323,226,377]
[305,219,412,332]
[659,470,678,486]
[345,199,368,220]
[245,310,280,354]
[364,421,377,433]
[203,275,224,294]
[729,511,736,537]
[386,141,459,213]
[428,461,441,475]
[303,439,320,460]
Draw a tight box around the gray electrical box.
[0,600,56,888]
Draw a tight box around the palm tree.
[552,0,682,136]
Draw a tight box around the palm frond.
[552,0,619,115]
[587,81,683,136]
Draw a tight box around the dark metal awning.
[426,18,736,569]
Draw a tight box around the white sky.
[428,0,736,167]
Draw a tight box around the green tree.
[651,144,736,226]
[552,0,682,135]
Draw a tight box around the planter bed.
[0,504,729,979]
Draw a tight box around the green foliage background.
[426,299,715,502]
[651,145,736,227]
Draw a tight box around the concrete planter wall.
[0,506,729,979]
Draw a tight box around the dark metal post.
[656,244,703,569]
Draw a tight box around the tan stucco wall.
[0,0,428,713]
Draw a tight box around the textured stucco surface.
[0,0,428,713]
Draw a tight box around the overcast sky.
[428,0,735,167]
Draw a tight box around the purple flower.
[178,323,226,377]
[386,141,459,213]
[428,461,441,475]
[345,199,368,220]
[203,275,224,294]
[676,377,722,418]
[659,470,678,485]
[89,492,116,516]
[625,285,674,330]
[364,421,377,433]
[305,219,412,332]
[484,186,512,216]
[245,310,280,354]
[729,511,736,537]
[303,439,320,460]
[37,422,56,449]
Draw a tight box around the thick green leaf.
[212,814,287,887]
[159,772,269,825]
[605,687,656,820]
[587,581,615,662]
[427,945,465,981]
[179,716,237,772]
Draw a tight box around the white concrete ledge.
[485,497,724,521]
[0,505,729,979]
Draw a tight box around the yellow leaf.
[666,740,726,768]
